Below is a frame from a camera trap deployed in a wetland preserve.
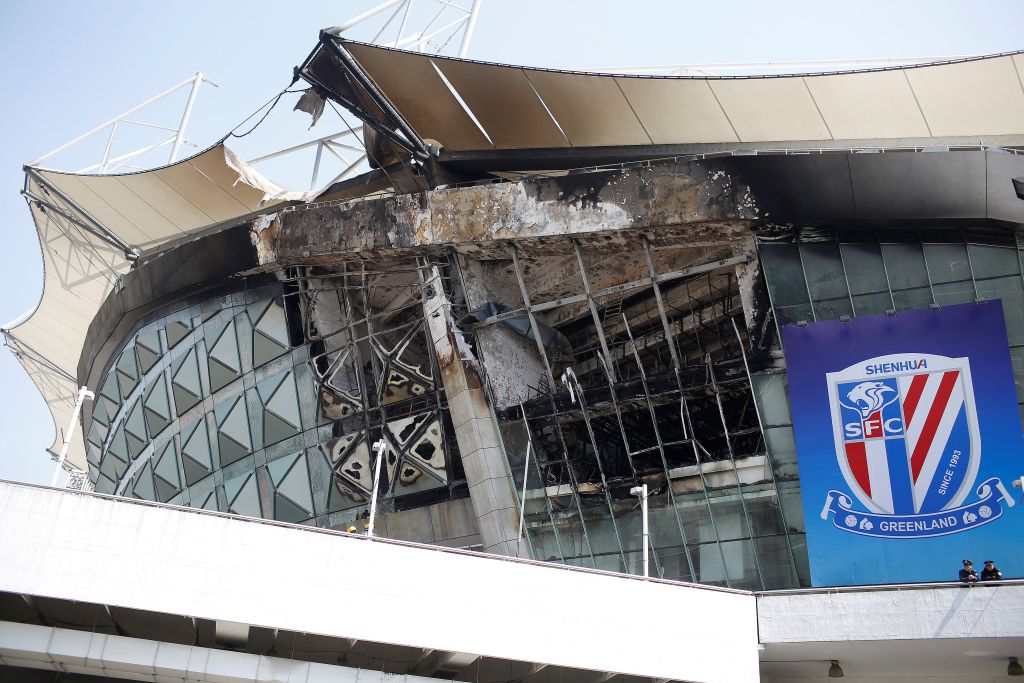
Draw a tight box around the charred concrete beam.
[422,266,530,558]
[251,159,758,270]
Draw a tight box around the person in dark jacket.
[959,559,978,583]
[980,560,1003,581]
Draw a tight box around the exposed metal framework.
[438,228,805,588]
[326,0,483,58]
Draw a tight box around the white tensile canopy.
[4,144,304,471]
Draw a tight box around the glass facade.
[81,225,1023,592]
[760,226,1024,419]
[84,274,465,528]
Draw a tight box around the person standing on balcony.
[980,560,1003,581]
[959,559,978,583]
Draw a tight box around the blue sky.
[1,0,1022,485]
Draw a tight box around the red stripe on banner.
[902,373,929,425]
[846,441,871,497]
[909,370,960,482]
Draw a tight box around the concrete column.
[422,267,530,558]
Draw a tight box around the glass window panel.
[528,526,566,563]
[1010,347,1024,404]
[924,243,971,284]
[881,244,929,290]
[933,281,975,307]
[777,481,805,533]
[696,540,728,586]
[765,426,798,479]
[810,297,852,322]
[720,539,760,590]
[775,303,813,327]
[976,278,1024,346]
[801,243,849,301]
[747,493,786,537]
[969,244,1020,279]
[853,292,892,317]
[707,498,746,541]
[840,243,888,295]
[761,244,809,306]
[585,515,625,559]
[892,286,933,312]
[755,535,800,589]
[751,373,792,427]
[651,545,693,583]
[788,532,811,586]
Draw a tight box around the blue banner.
[782,302,1024,586]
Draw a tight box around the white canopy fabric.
[339,42,1024,150]
[5,144,301,471]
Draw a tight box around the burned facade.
[8,36,1024,594]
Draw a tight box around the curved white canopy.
[5,144,302,471]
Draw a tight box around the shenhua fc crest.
[822,353,1014,538]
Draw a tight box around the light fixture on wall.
[828,660,845,678]
[1009,657,1023,676]
[1012,177,1023,201]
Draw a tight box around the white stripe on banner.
[912,382,964,511]
[865,439,894,514]
[901,372,941,455]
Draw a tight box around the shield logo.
[826,353,981,516]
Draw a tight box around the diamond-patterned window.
[215,395,252,468]
[123,399,148,460]
[180,419,213,486]
[208,320,242,393]
[224,471,261,518]
[165,319,192,349]
[152,441,181,503]
[171,348,202,417]
[115,348,139,398]
[83,275,458,530]
[257,371,301,447]
[132,461,155,501]
[267,452,313,523]
[143,374,172,437]
[249,298,290,368]
[135,329,161,374]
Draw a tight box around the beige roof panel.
[906,56,1024,136]
[347,42,492,151]
[805,70,930,140]
[338,43,1024,150]
[615,77,738,144]
[525,69,652,147]
[435,59,569,149]
[710,77,832,142]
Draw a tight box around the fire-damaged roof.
[300,35,1024,179]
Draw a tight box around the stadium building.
[2,25,1024,682]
